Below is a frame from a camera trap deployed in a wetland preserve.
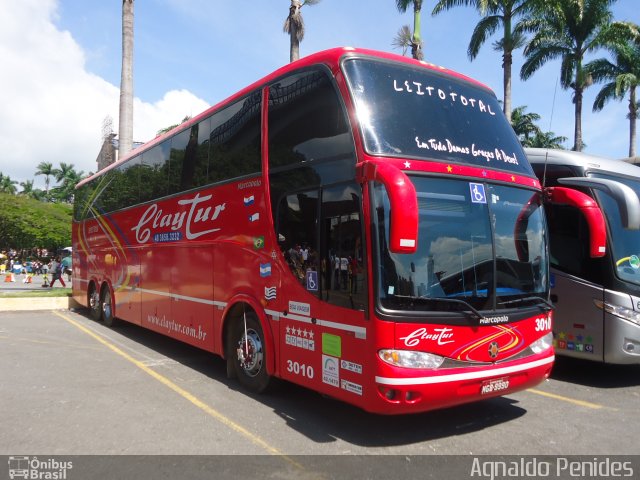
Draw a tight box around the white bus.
[527,148,640,364]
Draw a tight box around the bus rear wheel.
[88,285,101,321]
[231,312,271,393]
[100,285,117,327]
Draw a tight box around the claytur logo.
[8,456,73,479]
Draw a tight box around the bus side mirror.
[514,194,542,262]
[557,176,640,230]
[546,186,607,258]
[357,160,418,254]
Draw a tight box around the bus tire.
[100,285,118,327]
[231,311,271,393]
[88,284,101,321]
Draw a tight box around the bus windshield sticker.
[306,270,318,291]
[392,79,497,117]
[469,183,487,204]
[322,333,342,358]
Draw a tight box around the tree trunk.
[503,12,512,124]
[411,2,423,60]
[290,29,300,62]
[573,86,583,152]
[503,50,512,124]
[119,0,134,159]
[630,86,637,158]
[288,0,302,62]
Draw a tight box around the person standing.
[61,254,72,281]
[49,257,66,288]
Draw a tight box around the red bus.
[73,47,556,414]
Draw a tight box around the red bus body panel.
[73,47,554,414]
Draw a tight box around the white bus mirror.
[558,177,640,230]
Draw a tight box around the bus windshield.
[373,176,548,314]
[343,58,533,176]
[591,172,640,286]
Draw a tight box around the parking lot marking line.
[53,311,305,470]
[527,388,607,410]
[0,334,103,350]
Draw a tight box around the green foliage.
[0,193,72,251]
[511,105,567,148]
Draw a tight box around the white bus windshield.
[591,172,640,286]
[342,58,533,176]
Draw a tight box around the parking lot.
[1,308,639,476]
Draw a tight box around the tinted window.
[320,183,366,310]
[343,58,532,175]
[140,143,170,203]
[168,128,190,194]
[209,91,262,183]
[545,202,603,283]
[277,190,319,289]
[274,183,366,311]
[268,69,354,170]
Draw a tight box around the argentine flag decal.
[260,263,272,277]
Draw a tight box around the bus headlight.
[530,332,553,354]
[378,349,445,369]
[594,300,640,326]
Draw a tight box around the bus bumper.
[366,352,554,415]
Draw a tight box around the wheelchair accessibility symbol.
[469,183,487,204]
[306,270,318,291]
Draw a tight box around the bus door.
[551,271,605,361]
[274,182,368,398]
[545,195,606,361]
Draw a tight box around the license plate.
[480,377,510,395]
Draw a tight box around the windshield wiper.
[498,295,554,310]
[395,295,484,321]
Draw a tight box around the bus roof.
[525,147,640,179]
[79,47,492,188]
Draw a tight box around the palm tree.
[521,0,629,152]
[432,0,536,123]
[51,163,84,203]
[392,25,413,56]
[396,1,424,60]
[53,162,75,186]
[119,0,134,157]
[511,105,542,142]
[528,130,568,149]
[35,161,54,196]
[0,173,18,194]
[587,34,640,157]
[283,0,321,63]
[19,180,34,196]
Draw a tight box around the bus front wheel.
[231,312,271,393]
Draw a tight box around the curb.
[0,297,82,312]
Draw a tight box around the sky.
[0,0,637,190]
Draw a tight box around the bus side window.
[276,190,319,289]
[268,69,354,170]
[546,202,603,283]
[168,128,190,194]
[320,183,366,311]
[209,91,262,183]
[140,143,170,203]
